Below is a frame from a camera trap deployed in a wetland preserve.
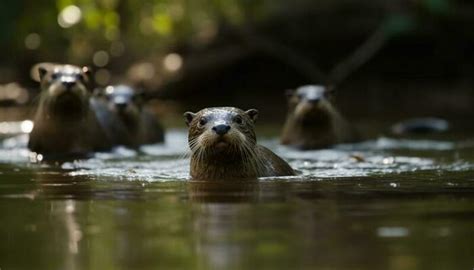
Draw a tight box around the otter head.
[184,107,259,158]
[35,63,92,120]
[98,85,142,127]
[285,85,335,125]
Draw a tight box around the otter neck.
[40,94,89,122]
[190,150,261,180]
[294,108,332,126]
[286,109,334,130]
[281,110,336,149]
[120,112,140,131]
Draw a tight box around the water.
[1,123,474,270]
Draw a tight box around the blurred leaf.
[84,7,102,30]
[103,11,119,27]
[153,13,173,36]
[383,15,416,37]
[57,0,74,9]
[424,0,451,15]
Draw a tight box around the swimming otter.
[391,117,449,135]
[97,84,165,147]
[28,63,126,158]
[184,107,295,180]
[281,85,359,149]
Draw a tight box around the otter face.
[286,85,333,123]
[184,107,258,156]
[37,64,91,119]
[99,85,142,125]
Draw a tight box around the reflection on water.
[1,121,474,269]
[2,127,473,180]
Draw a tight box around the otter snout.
[115,101,128,111]
[306,97,321,104]
[62,80,77,89]
[212,124,231,135]
[112,96,130,111]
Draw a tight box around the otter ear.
[134,89,147,104]
[245,109,258,123]
[325,85,336,98]
[183,112,196,127]
[326,85,336,93]
[285,89,294,99]
[38,67,48,81]
[31,62,54,82]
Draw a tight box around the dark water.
[1,124,474,270]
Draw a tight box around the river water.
[1,123,474,270]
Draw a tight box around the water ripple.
[0,122,473,181]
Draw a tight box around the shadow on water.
[1,121,474,269]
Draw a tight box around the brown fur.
[28,63,123,158]
[281,85,359,149]
[184,107,295,180]
[97,85,164,147]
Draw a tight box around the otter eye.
[234,115,243,125]
[51,73,59,80]
[75,74,84,81]
[199,118,207,126]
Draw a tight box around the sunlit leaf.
[153,13,173,36]
[103,11,119,28]
[83,7,102,30]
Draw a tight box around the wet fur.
[97,85,164,147]
[281,85,359,149]
[185,107,295,180]
[28,63,125,157]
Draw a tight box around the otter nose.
[62,81,76,89]
[307,97,321,104]
[113,96,129,110]
[115,102,127,110]
[212,124,231,135]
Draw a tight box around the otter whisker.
[246,141,267,175]
[184,107,295,179]
[241,141,260,176]
[281,85,359,149]
[182,138,200,160]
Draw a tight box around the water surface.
[1,124,474,270]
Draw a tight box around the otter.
[391,117,449,135]
[184,107,295,180]
[28,63,127,158]
[281,85,359,149]
[96,84,165,147]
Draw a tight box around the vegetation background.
[1,0,473,124]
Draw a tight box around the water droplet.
[383,157,395,164]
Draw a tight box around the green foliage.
[0,0,466,74]
[383,15,416,37]
[4,0,276,66]
[423,0,451,15]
